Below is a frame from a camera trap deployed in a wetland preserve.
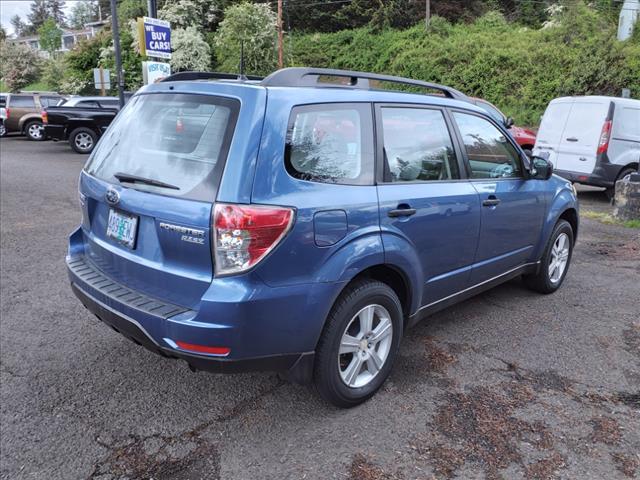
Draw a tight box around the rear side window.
[77,100,100,108]
[380,107,459,182]
[40,96,63,107]
[85,93,239,201]
[615,106,640,141]
[285,103,374,185]
[99,100,120,108]
[453,112,522,179]
[9,96,35,108]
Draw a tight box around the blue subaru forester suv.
[67,68,578,407]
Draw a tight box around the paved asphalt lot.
[1,135,639,480]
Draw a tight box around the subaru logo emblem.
[105,187,120,206]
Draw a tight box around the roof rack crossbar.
[161,71,264,83]
[261,68,467,100]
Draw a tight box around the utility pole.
[425,0,430,29]
[110,0,125,108]
[277,0,284,69]
[147,0,157,18]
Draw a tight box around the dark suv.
[4,92,64,140]
[66,68,579,407]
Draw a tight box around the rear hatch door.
[555,100,609,175]
[534,99,572,168]
[79,92,240,309]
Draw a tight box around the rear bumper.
[44,125,66,141]
[70,281,309,375]
[553,166,621,188]
[65,252,337,382]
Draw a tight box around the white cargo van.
[534,96,640,198]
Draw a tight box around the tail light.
[5,108,9,119]
[597,119,612,155]
[41,110,48,124]
[213,203,294,276]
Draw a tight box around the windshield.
[476,100,506,124]
[85,93,239,201]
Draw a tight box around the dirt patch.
[590,416,622,445]
[523,452,566,480]
[348,453,397,480]
[424,337,457,372]
[612,452,640,478]
[428,383,558,479]
[90,436,219,479]
[583,240,640,260]
[622,322,640,357]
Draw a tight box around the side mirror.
[529,153,553,180]
[505,117,514,129]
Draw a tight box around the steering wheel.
[490,163,513,178]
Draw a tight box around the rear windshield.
[85,93,239,202]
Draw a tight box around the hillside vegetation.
[290,6,640,125]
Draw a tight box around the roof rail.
[261,67,467,100]
[160,71,264,83]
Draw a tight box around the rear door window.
[9,96,36,108]
[380,107,459,182]
[285,103,374,185]
[85,93,239,201]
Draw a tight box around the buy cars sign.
[138,17,171,59]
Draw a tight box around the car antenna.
[238,40,247,81]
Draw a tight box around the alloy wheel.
[338,304,393,388]
[548,232,570,284]
[75,132,93,151]
[28,123,43,140]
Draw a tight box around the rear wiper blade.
[114,172,180,190]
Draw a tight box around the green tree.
[159,0,223,32]
[46,0,67,26]
[27,0,50,33]
[10,15,27,37]
[214,2,277,75]
[38,18,63,55]
[171,26,211,71]
[0,25,7,42]
[69,1,99,29]
[0,42,42,91]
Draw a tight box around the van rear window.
[85,93,239,201]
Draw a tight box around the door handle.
[388,207,417,218]
[482,196,501,207]
[566,137,578,142]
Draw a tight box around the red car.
[471,98,537,151]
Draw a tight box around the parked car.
[0,93,7,137]
[534,96,640,199]
[471,98,537,150]
[66,68,578,407]
[3,92,65,140]
[44,96,123,154]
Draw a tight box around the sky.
[1,0,87,36]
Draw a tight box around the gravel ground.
[1,135,639,480]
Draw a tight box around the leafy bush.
[290,5,639,125]
[214,2,277,76]
[0,42,42,91]
[171,26,211,71]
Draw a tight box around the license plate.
[106,209,138,249]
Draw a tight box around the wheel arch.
[19,114,43,132]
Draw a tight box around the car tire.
[24,120,45,141]
[605,167,636,201]
[69,127,97,154]
[523,219,574,294]
[0,122,6,137]
[313,279,403,408]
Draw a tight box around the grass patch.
[582,211,640,229]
